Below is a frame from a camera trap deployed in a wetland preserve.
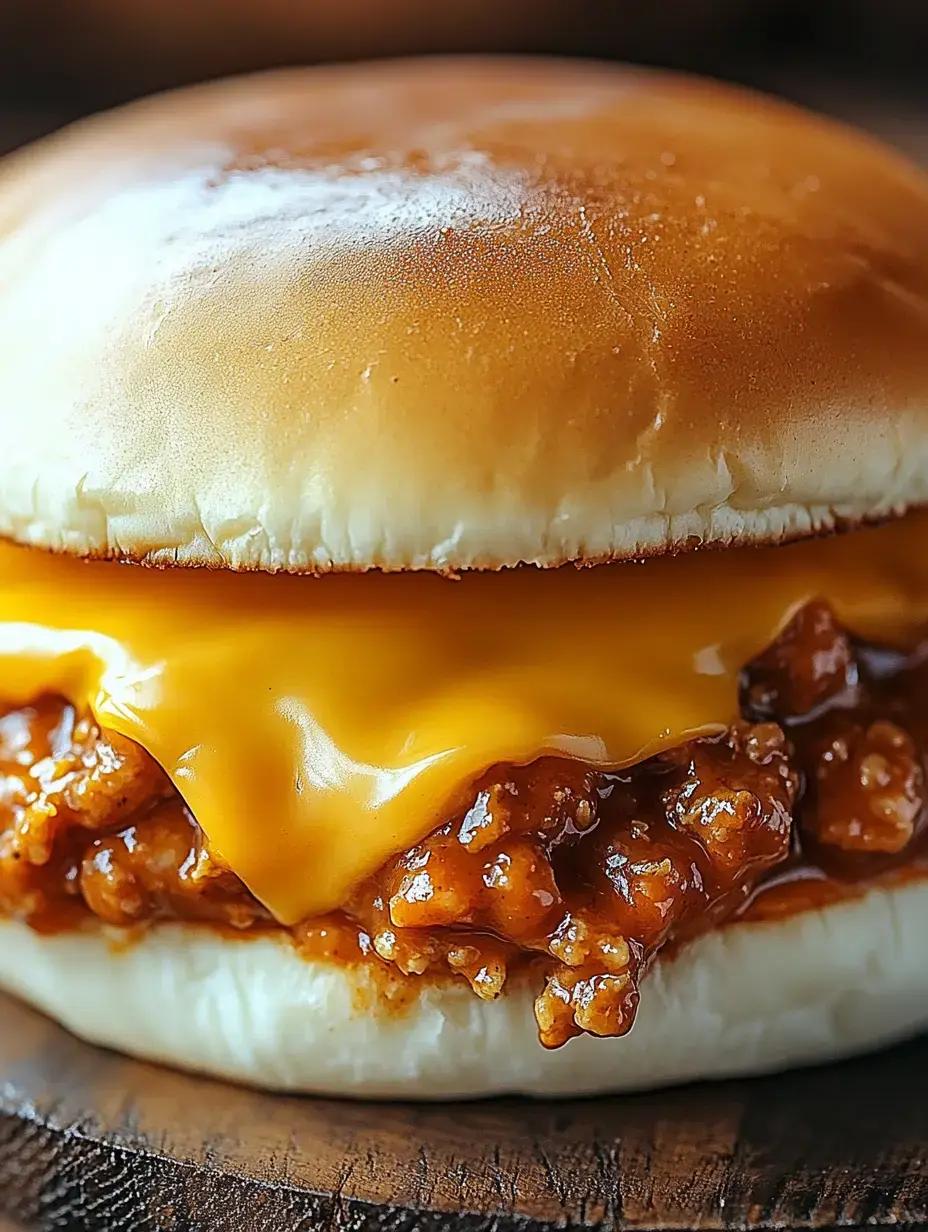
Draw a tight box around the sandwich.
[0,57,925,1098]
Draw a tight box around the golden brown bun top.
[1,58,928,571]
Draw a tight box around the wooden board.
[0,990,924,1231]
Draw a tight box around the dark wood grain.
[0,991,924,1231]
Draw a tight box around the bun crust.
[1,882,925,1097]
[1,59,928,571]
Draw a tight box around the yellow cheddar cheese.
[0,518,924,923]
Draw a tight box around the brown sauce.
[0,598,925,1047]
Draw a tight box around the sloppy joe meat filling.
[0,600,924,1048]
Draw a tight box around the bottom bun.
[0,882,925,1099]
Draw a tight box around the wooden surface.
[0,990,923,1230]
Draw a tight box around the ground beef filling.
[0,600,925,1048]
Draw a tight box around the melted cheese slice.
[0,518,927,924]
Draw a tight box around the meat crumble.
[0,599,925,1047]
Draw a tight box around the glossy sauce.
[0,518,928,924]
[0,594,925,1047]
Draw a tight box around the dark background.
[0,1,925,162]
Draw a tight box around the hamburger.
[0,58,925,1099]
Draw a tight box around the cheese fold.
[0,518,924,924]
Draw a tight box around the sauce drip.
[0,516,927,922]
[0,596,924,1047]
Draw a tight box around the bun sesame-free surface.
[0,59,927,571]
[0,882,924,1097]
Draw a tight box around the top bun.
[1,58,928,573]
